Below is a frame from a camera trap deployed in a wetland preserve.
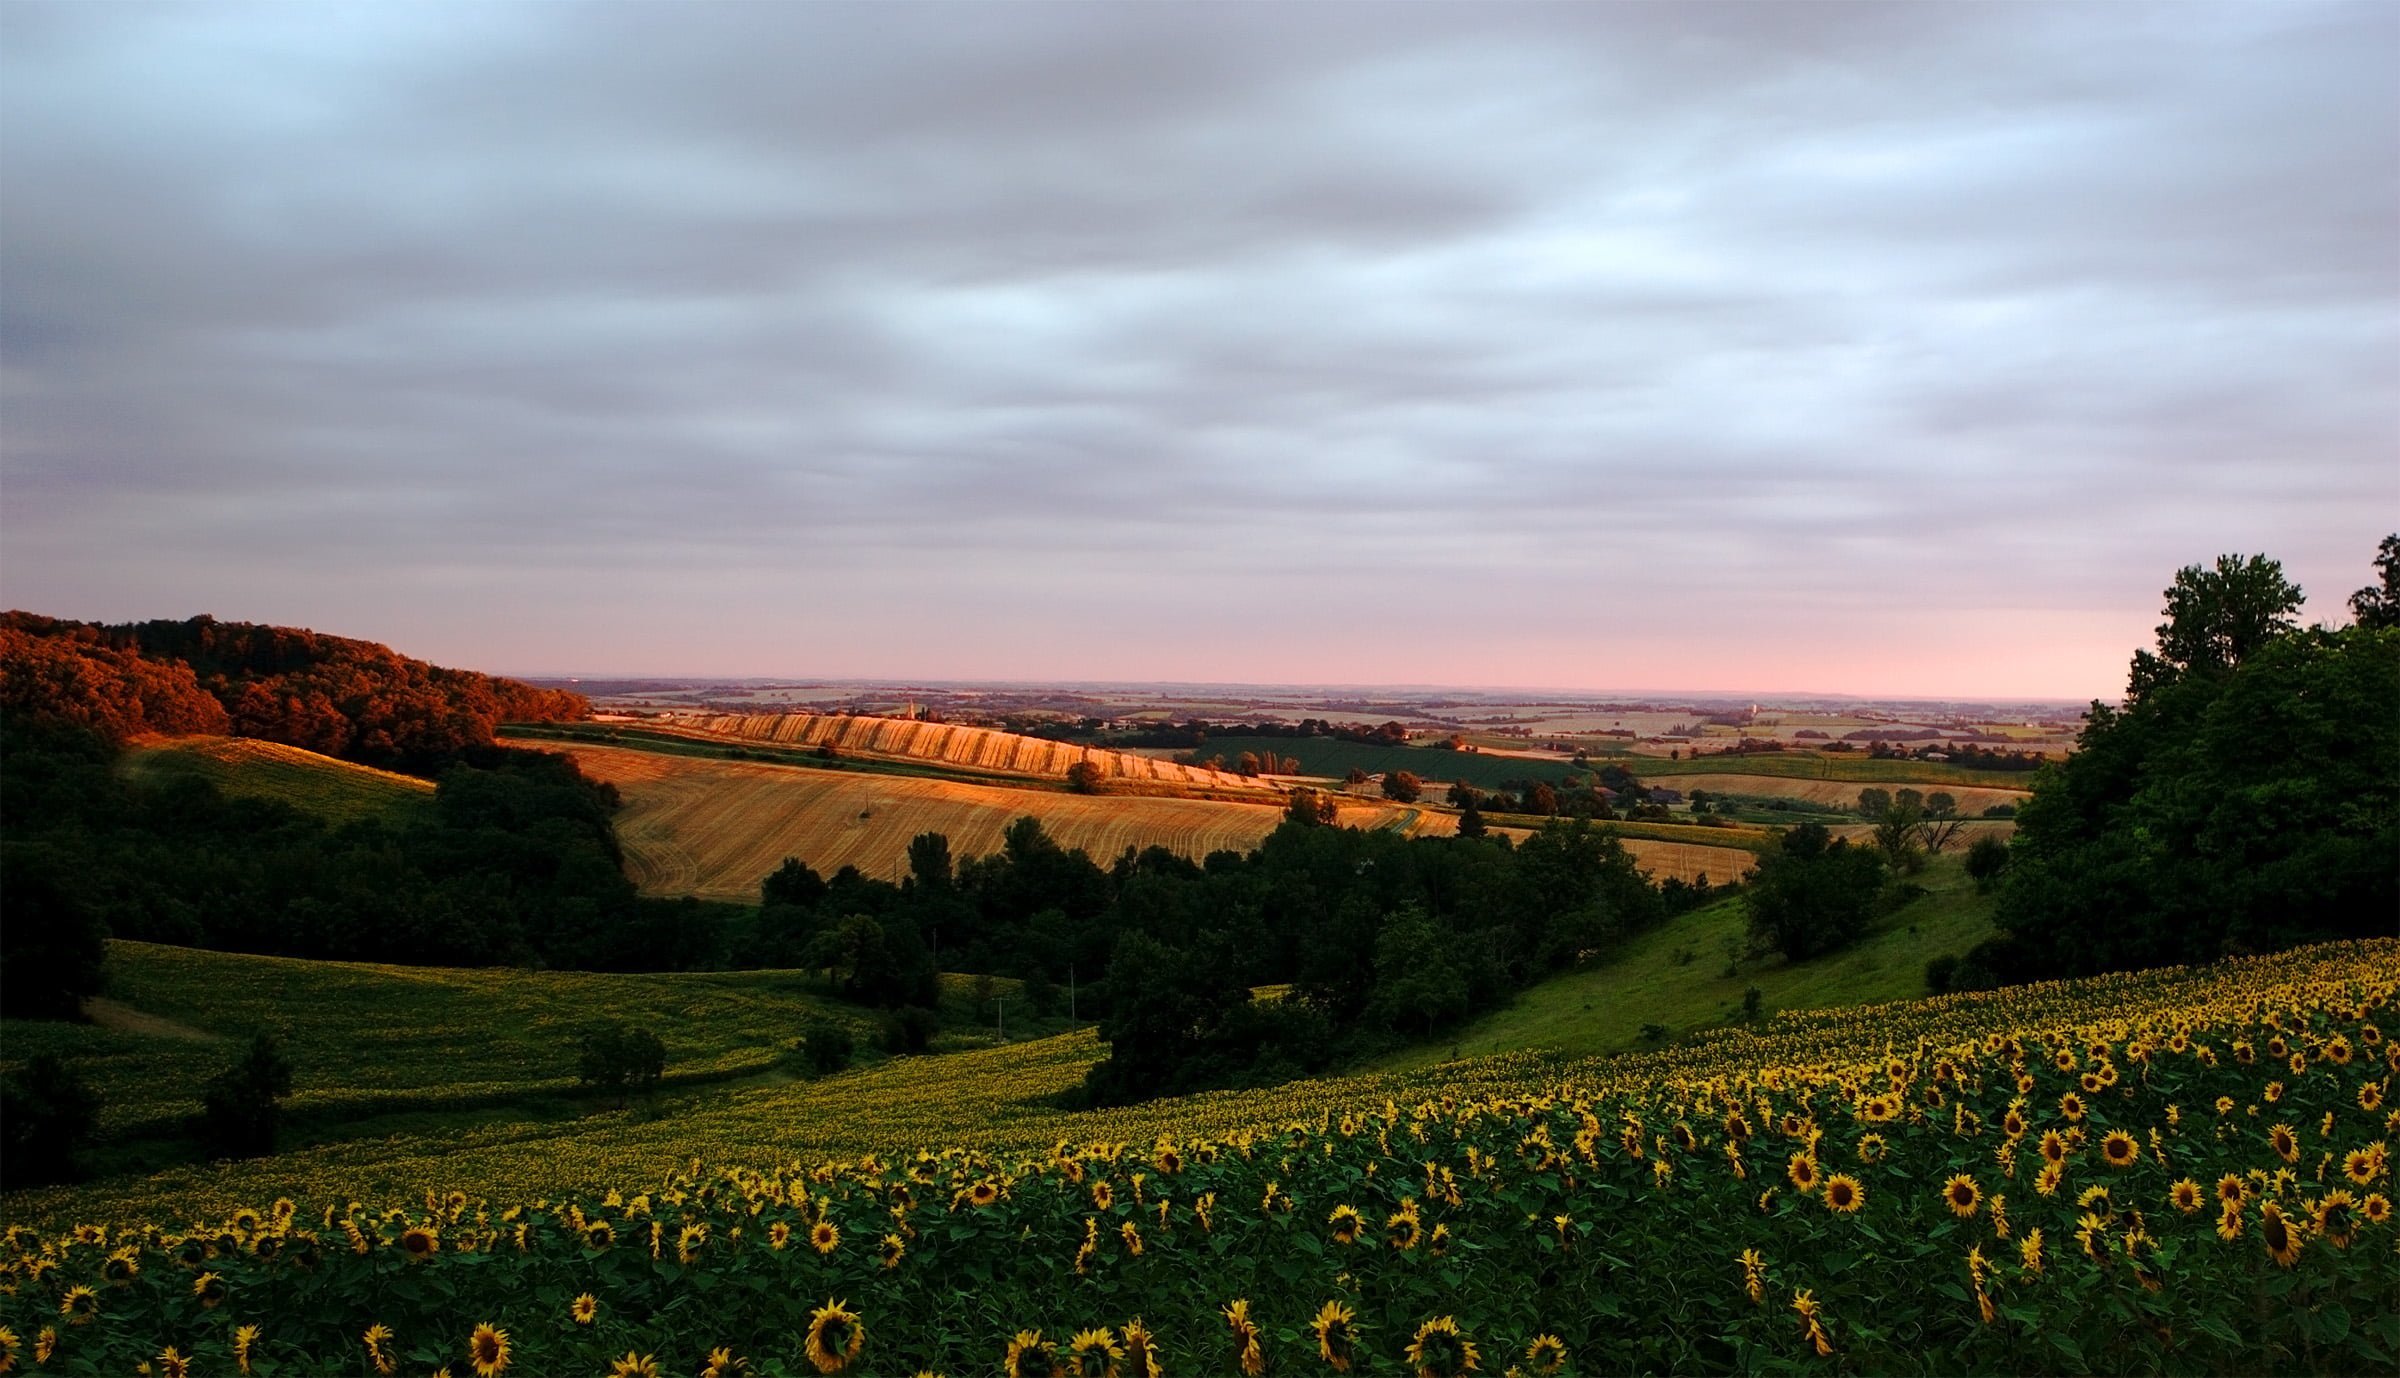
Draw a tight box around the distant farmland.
[1167,734,1585,790]
[1676,772,2032,815]
[549,743,1434,901]
[678,712,1248,787]
[1629,753,2046,788]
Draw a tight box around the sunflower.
[1223,1299,1266,1377]
[1404,1316,1480,1378]
[2216,1201,2244,1242]
[1786,1153,1818,1193]
[363,1323,399,1377]
[804,1299,866,1375]
[1091,1181,1114,1211]
[2217,1173,2247,1206]
[608,1354,660,1378]
[2269,1123,2300,1164]
[1312,1301,1359,1372]
[584,1220,615,1250]
[2314,1191,2359,1248]
[2343,1149,2380,1186]
[233,1323,261,1375]
[1065,1328,1121,1378]
[810,1221,840,1254]
[1386,1203,1423,1252]
[768,1221,793,1250]
[2261,1203,2302,1267]
[157,1347,191,1378]
[0,1327,16,1374]
[880,1232,906,1269]
[2363,1082,2385,1112]
[700,1347,745,1378]
[1120,1319,1163,1378]
[677,1223,708,1264]
[1154,1142,1184,1175]
[571,1294,599,1325]
[1428,1222,1453,1257]
[2019,1228,2044,1276]
[968,1180,1001,1209]
[1120,1220,1143,1257]
[1943,1174,1982,1218]
[2090,1130,2136,1169]
[1823,1175,1864,1213]
[2361,1193,2392,1225]
[1004,1331,1056,1378]
[399,1225,440,1260]
[1790,1290,1834,1358]
[1740,1247,1767,1304]
[1524,1334,1569,1376]
[1327,1204,1365,1246]
[2058,1092,2086,1122]
[2170,1179,2204,1214]
[57,1284,97,1327]
[2038,1129,2068,1164]
[467,1323,510,1377]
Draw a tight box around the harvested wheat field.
[1673,772,2031,815]
[675,712,1246,786]
[549,742,1432,901]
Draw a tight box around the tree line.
[0,612,588,770]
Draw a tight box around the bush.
[0,845,109,1020]
[1744,821,1887,962]
[197,1033,294,1160]
[577,1024,667,1106]
[0,1053,100,1186]
[879,1006,940,1055]
[1379,770,1423,803]
[1064,760,1104,794]
[798,1015,856,1076]
[1965,833,2010,892]
[1924,953,1961,995]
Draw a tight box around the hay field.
[120,735,433,825]
[1679,772,2031,815]
[677,712,1246,786]
[551,743,1429,901]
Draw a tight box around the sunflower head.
[571,1293,599,1325]
[2170,1179,2203,1213]
[1945,1174,1983,1218]
[1121,1319,1163,1378]
[2262,1203,2302,1267]
[809,1221,840,1254]
[1327,1204,1364,1245]
[398,1226,439,1260]
[1064,1328,1121,1378]
[1404,1316,1480,1378]
[1524,1334,1569,1375]
[468,1323,510,1378]
[1824,1175,1864,1214]
[804,1299,865,1375]
[1003,1330,1054,1378]
[193,1271,229,1308]
[1312,1300,1359,1372]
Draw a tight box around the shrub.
[0,1054,100,1186]
[797,1015,856,1077]
[577,1024,667,1106]
[197,1033,294,1160]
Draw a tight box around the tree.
[1380,770,1423,803]
[1870,795,1926,873]
[0,846,110,1020]
[761,856,828,910]
[2127,552,2303,702]
[1919,792,1965,855]
[796,1014,856,1076]
[198,1032,295,1159]
[1283,787,1337,827]
[1856,788,1891,819]
[1745,822,1886,962]
[1457,798,1488,839]
[1065,760,1104,794]
[905,832,954,891]
[577,1023,667,1107]
[2352,533,2400,630]
[1993,543,2397,978]
[1,1054,100,1186]
[1964,833,2010,893]
[1366,905,1468,1035]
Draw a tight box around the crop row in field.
[118,737,433,827]
[551,742,1436,901]
[679,713,1248,788]
[6,940,2390,1375]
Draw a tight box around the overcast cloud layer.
[3,2,2394,698]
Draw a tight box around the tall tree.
[2126,553,2303,702]
[2351,533,2400,630]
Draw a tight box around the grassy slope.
[1375,852,1999,1069]
[0,943,1030,1142]
[118,736,434,826]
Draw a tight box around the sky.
[3,2,2394,700]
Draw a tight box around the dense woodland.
[0,612,587,768]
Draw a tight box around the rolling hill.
[119,735,435,826]
[677,711,1250,787]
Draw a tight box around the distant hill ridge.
[0,612,587,768]
[681,711,1248,787]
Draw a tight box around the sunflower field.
[3,940,2394,1376]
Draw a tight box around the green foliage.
[1964,833,2010,893]
[0,842,109,1020]
[196,1032,293,1160]
[2352,532,2400,629]
[1380,769,1424,803]
[577,1023,667,1106]
[1366,905,1468,1035]
[1996,545,2399,979]
[795,1015,856,1076]
[2126,551,2304,703]
[1282,786,1337,827]
[1746,821,1888,962]
[0,1053,100,1186]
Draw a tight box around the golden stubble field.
[675,712,1248,786]
[555,743,1432,900]
[558,744,1759,896]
